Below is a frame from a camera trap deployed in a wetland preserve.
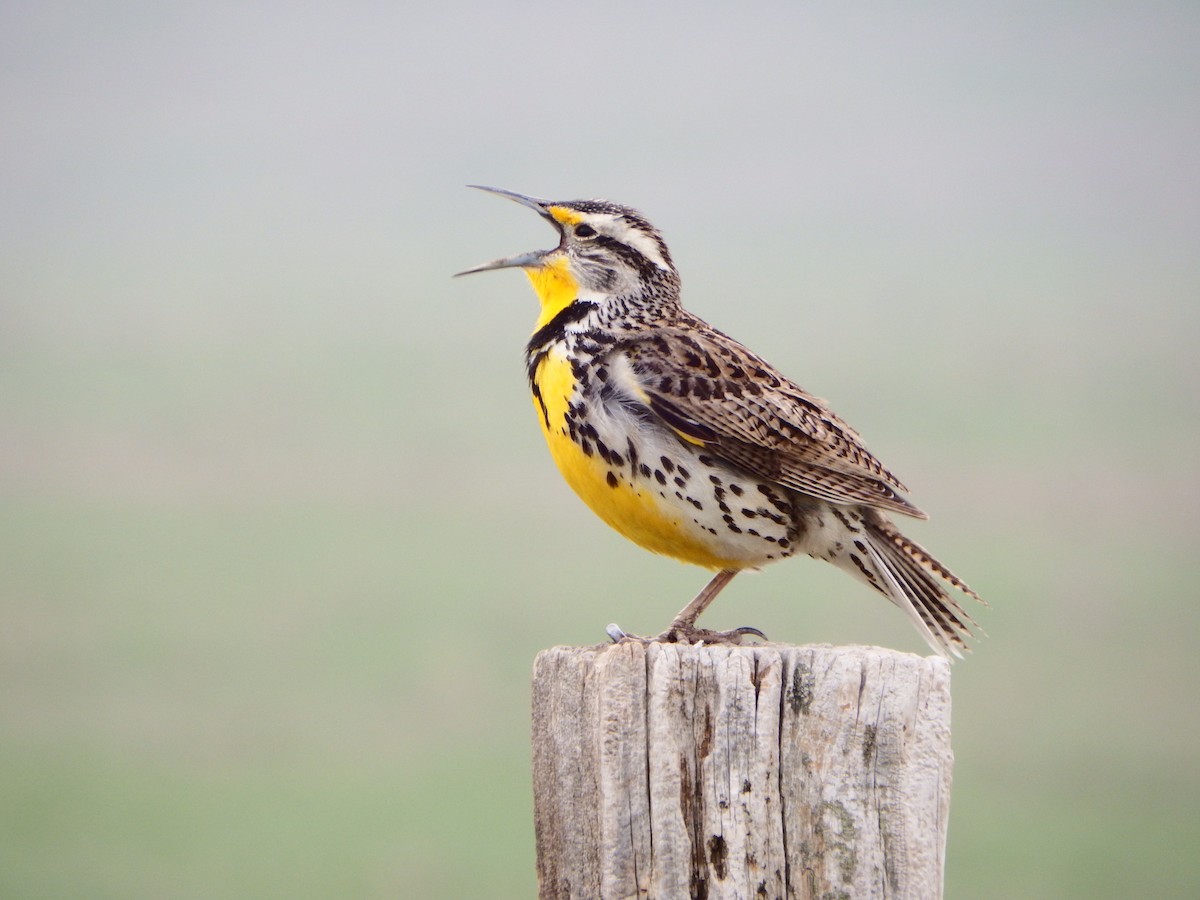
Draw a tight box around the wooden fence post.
[531,642,953,899]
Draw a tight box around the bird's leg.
[657,569,766,644]
[605,569,767,646]
[669,569,738,632]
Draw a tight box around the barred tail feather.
[860,510,982,659]
[819,506,983,659]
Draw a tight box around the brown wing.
[612,319,928,519]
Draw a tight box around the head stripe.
[548,206,584,226]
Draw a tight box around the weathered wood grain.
[531,643,953,899]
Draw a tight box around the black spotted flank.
[569,358,590,386]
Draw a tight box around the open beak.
[454,186,562,276]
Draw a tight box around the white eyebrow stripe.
[600,215,671,271]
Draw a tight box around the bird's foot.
[605,622,767,646]
[660,623,768,645]
[605,623,641,643]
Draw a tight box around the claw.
[604,624,652,643]
[731,625,769,642]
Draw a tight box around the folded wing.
[611,320,928,519]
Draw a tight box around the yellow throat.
[525,256,579,330]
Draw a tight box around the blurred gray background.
[3,2,1198,897]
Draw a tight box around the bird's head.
[456,186,679,327]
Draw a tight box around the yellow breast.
[531,350,749,571]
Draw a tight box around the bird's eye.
[574,223,597,238]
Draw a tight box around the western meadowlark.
[457,186,984,657]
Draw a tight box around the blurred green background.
[3,2,1198,897]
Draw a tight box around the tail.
[825,507,985,659]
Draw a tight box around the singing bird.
[458,187,984,657]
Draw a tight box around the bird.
[456,186,984,657]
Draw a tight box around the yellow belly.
[533,351,751,571]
